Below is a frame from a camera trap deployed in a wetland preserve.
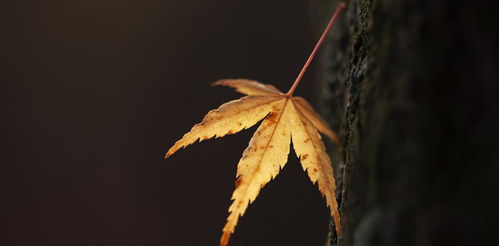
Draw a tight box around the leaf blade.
[165,95,282,158]
[214,79,283,96]
[289,99,341,235]
[220,98,293,246]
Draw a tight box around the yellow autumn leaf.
[166,79,341,246]
[164,3,345,245]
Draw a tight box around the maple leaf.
[166,79,341,245]
[165,3,345,246]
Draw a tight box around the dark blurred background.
[1,0,336,245]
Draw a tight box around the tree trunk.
[312,1,499,245]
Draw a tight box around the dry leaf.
[164,3,345,245]
[166,79,341,246]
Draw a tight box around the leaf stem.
[285,2,346,97]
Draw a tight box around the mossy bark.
[311,0,499,245]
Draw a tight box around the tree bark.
[312,1,499,245]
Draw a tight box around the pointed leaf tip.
[164,152,172,159]
[220,231,230,246]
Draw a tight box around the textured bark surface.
[311,0,499,245]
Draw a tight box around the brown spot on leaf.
[227,130,234,134]
[235,178,243,188]
[266,113,278,124]
[300,154,309,161]
[304,138,310,143]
